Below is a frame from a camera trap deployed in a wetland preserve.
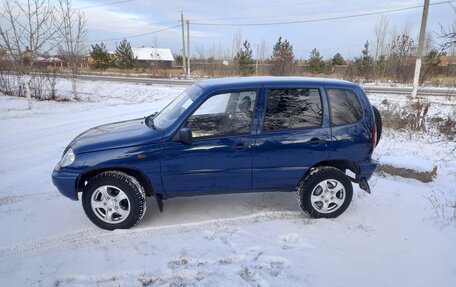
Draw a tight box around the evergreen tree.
[235,40,255,76]
[270,37,295,75]
[331,53,346,66]
[115,39,136,69]
[308,48,324,74]
[90,43,110,70]
[354,40,374,80]
[375,55,387,78]
[324,59,333,74]
[420,49,442,84]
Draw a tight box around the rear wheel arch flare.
[372,105,382,147]
[299,160,358,186]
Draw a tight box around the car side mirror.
[178,127,193,144]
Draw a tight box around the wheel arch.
[77,167,155,198]
[300,159,359,184]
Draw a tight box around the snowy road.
[0,79,455,286]
[57,74,456,97]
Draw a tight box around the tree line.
[198,14,455,83]
[90,40,137,70]
[230,35,447,85]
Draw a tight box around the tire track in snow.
[0,211,303,259]
[0,191,60,206]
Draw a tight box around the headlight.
[60,148,75,167]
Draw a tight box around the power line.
[85,24,180,43]
[192,1,452,27]
[76,0,135,10]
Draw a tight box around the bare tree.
[257,39,269,75]
[231,28,242,59]
[195,45,205,60]
[258,39,269,61]
[384,23,417,82]
[401,21,413,39]
[424,31,435,54]
[0,0,56,108]
[388,34,417,82]
[439,23,456,51]
[437,2,456,51]
[55,0,87,101]
[373,14,390,61]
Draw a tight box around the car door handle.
[309,138,326,145]
[235,142,246,150]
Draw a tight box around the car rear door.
[252,86,331,191]
[325,87,371,162]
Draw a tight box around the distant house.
[440,55,456,67]
[35,56,64,68]
[0,49,65,69]
[132,47,174,68]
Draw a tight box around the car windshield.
[151,84,203,129]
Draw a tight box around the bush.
[438,117,456,139]
[380,99,429,132]
[379,98,455,140]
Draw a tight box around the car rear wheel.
[82,171,147,230]
[297,167,353,218]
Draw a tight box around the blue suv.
[52,77,381,230]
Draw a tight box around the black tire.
[297,167,353,218]
[82,171,147,230]
[372,105,382,146]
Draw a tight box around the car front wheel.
[297,167,353,218]
[82,171,147,230]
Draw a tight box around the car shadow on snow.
[139,191,302,227]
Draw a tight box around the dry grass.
[379,98,456,139]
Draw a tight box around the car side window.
[263,88,322,131]
[326,89,363,126]
[185,91,257,138]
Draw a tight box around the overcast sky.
[66,0,454,59]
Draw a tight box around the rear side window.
[263,88,322,131]
[326,89,363,126]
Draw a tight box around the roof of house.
[35,56,62,62]
[132,48,174,61]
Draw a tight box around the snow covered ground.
[0,79,455,287]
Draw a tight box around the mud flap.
[155,194,164,212]
[359,178,371,194]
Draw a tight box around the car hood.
[69,118,163,153]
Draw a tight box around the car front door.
[252,87,331,191]
[161,89,259,196]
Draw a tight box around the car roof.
[195,76,357,90]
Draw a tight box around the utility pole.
[180,12,187,75]
[187,19,191,78]
[411,0,430,98]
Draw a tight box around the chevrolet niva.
[52,77,382,230]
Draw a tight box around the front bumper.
[52,168,79,200]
